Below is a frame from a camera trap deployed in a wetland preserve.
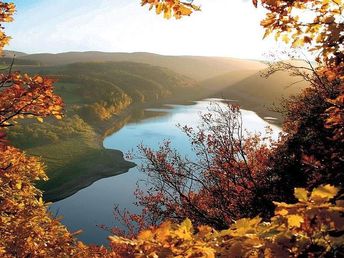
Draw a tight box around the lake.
[49,98,281,245]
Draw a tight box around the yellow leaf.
[37,117,43,123]
[287,215,304,228]
[261,17,275,27]
[275,208,288,216]
[263,28,272,39]
[310,184,338,201]
[294,188,308,202]
[174,218,193,240]
[34,76,44,84]
[179,5,192,16]
[292,38,304,48]
[138,229,153,241]
[155,221,172,242]
[164,7,172,19]
[282,34,290,44]
[15,180,22,190]
[156,3,163,15]
[228,217,262,237]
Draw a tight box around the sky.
[4,0,279,59]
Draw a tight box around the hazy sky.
[4,0,278,59]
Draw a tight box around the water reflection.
[50,99,281,245]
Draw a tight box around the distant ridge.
[2,50,28,58]
[14,51,266,80]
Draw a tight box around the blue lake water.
[50,98,281,245]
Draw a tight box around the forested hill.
[35,61,196,122]
[14,51,266,80]
[199,68,308,122]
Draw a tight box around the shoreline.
[42,91,199,202]
[44,91,282,203]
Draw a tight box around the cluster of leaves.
[259,62,343,194]
[323,65,344,143]
[258,0,343,65]
[0,73,63,128]
[0,3,96,257]
[113,0,344,255]
[0,144,93,257]
[114,103,281,235]
[141,0,200,19]
[111,185,344,257]
[0,2,14,52]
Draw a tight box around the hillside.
[0,57,41,66]
[201,69,308,123]
[2,50,28,58]
[16,51,266,80]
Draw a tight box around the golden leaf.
[292,38,304,48]
[34,76,44,84]
[294,188,308,202]
[179,5,192,16]
[156,3,163,15]
[282,34,290,44]
[15,180,22,190]
[275,208,288,216]
[174,218,193,240]
[310,184,338,201]
[138,229,153,241]
[155,221,172,242]
[287,215,304,228]
[227,217,262,237]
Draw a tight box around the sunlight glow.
[5,0,277,59]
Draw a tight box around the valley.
[3,51,307,201]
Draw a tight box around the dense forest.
[0,0,343,257]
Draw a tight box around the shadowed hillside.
[201,69,308,123]
[16,51,266,80]
[2,50,28,57]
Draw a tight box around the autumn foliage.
[0,0,343,257]
[114,0,344,255]
[111,185,344,257]
[0,2,14,52]
[141,0,200,19]
[119,104,279,232]
[0,4,89,257]
[0,145,87,257]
